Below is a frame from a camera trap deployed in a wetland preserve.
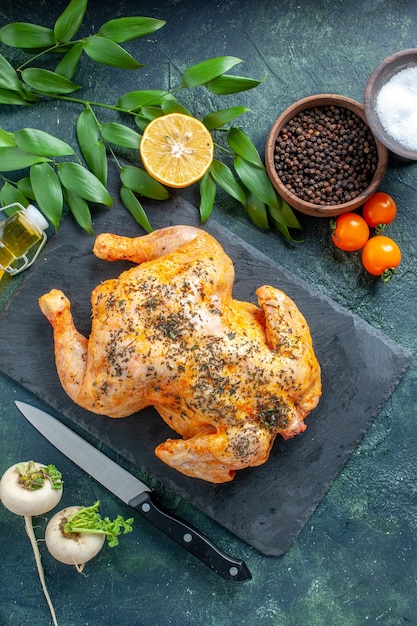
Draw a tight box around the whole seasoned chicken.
[39,225,321,483]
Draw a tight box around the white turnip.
[45,501,134,573]
[0,460,63,626]
[0,460,63,515]
[46,505,106,572]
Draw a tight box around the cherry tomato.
[361,235,401,282]
[331,213,370,251]
[362,192,397,232]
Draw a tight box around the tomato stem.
[381,267,397,283]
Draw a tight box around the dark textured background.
[1,1,416,625]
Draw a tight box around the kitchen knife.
[15,401,251,582]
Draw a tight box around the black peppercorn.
[273,106,378,205]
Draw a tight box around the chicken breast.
[39,225,321,483]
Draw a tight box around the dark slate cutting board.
[0,171,412,555]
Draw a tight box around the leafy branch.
[0,0,301,240]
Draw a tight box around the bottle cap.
[24,204,49,232]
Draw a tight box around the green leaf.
[133,115,151,132]
[76,107,108,184]
[3,82,38,104]
[101,123,141,149]
[120,185,152,233]
[268,199,302,230]
[58,162,113,206]
[205,74,265,95]
[0,23,56,49]
[140,106,164,121]
[267,203,303,242]
[182,56,243,88]
[55,42,84,79]
[0,181,28,208]
[21,68,81,94]
[65,189,93,234]
[98,17,166,43]
[77,106,100,149]
[234,156,301,241]
[17,177,35,200]
[0,53,22,91]
[0,146,50,171]
[209,159,246,206]
[85,141,108,185]
[22,87,38,104]
[0,128,16,147]
[203,106,250,130]
[30,162,63,229]
[282,199,302,230]
[161,99,191,116]
[118,89,170,111]
[54,0,88,43]
[199,171,216,223]
[234,156,280,210]
[227,127,264,168]
[0,88,29,105]
[244,190,269,229]
[15,128,75,157]
[120,165,169,200]
[83,36,143,70]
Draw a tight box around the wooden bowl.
[265,94,388,217]
[364,49,417,162]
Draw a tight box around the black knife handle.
[128,491,251,582]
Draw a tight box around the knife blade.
[15,401,251,582]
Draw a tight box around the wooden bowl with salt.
[364,49,417,162]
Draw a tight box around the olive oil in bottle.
[0,204,48,275]
[0,233,15,270]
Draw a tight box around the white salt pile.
[375,65,417,152]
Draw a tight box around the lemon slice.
[140,113,214,188]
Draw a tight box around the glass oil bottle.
[0,203,48,275]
